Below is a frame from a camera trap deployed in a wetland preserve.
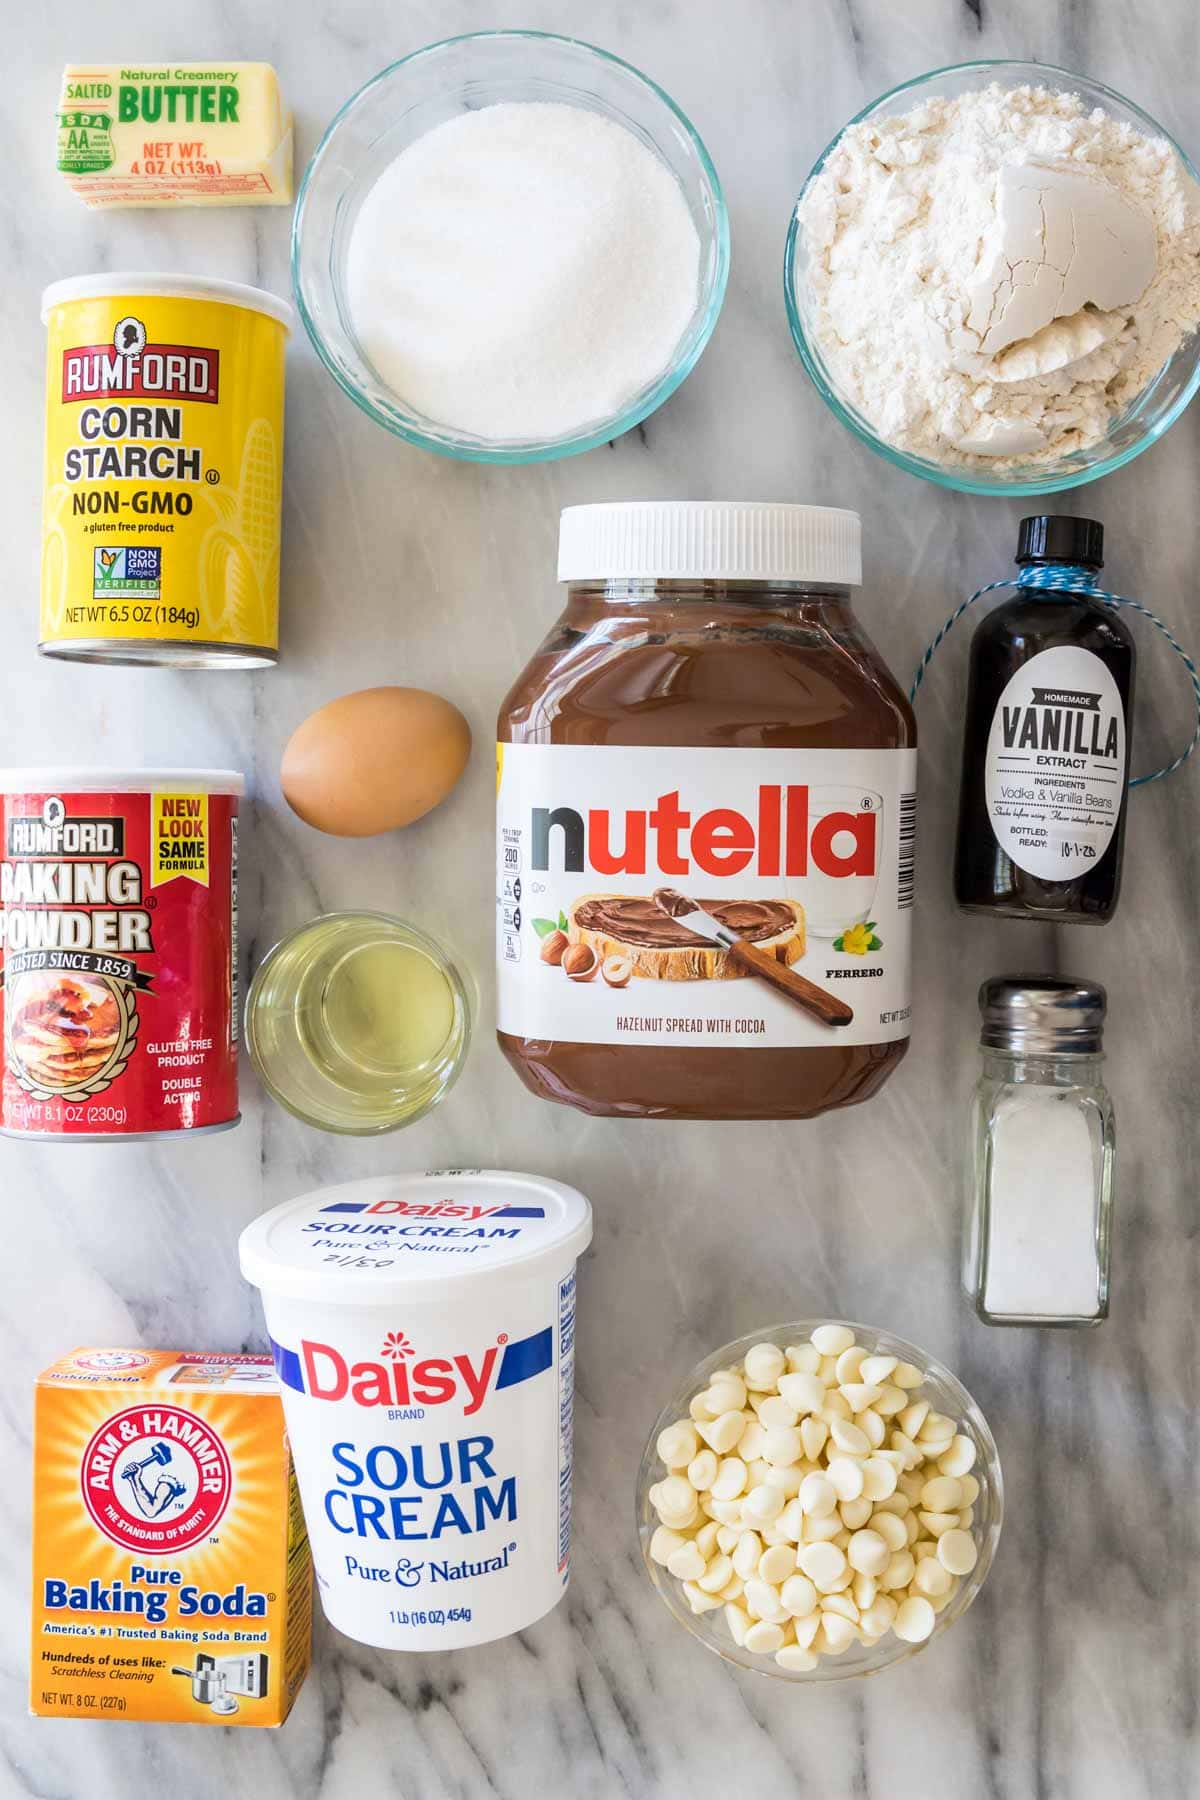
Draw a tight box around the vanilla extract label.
[984,646,1127,881]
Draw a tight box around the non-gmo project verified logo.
[94,545,161,600]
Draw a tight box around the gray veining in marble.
[3,2,1198,1796]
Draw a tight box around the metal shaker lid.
[978,976,1106,1055]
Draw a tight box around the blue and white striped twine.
[910,562,1200,788]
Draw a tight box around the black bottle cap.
[1016,515,1104,570]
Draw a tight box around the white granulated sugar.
[798,83,1200,465]
[347,102,701,442]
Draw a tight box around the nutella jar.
[496,502,916,1120]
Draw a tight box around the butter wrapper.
[57,62,292,207]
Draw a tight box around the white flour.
[798,83,1200,465]
[347,102,700,442]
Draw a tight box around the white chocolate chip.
[732,1530,763,1577]
[830,1418,871,1456]
[811,1325,856,1356]
[839,1496,874,1530]
[871,1510,909,1553]
[657,1421,700,1467]
[914,1556,954,1598]
[858,1355,898,1386]
[649,1525,688,1565]
[826,1456,865,1502]
[921,1475,964,1513]
[835,1345,868,1385]
[702,1410,750,1455]
[861,1456,899,1501]
[778,1372,826,1415]
[667,1541,707,1582]
[938,1436,978,1478]
[758,1543,797,1585]
[709,1456,748,1502]
[687,1449,719,1492]
[799,1472,838,1518]
[797,1542,847,1591]
[724,1601,751,1646]
[847,1529,890,1576]
[893,1596,936,1643]
[743,1620,786,1655]
[742,1482,785,1527]
[775,1644,819,1672]
[757,1395,798,1429]
[937,1529,979,1576]
[817,1612,857,1653]
[743,1577,788,1623]
[898,1400,930,1440]
[780,1572,819,1617]
[683,1580,723,1615]
[799,1416,829,1461]
[697,1554,734,1594]
[744,1344,787,1391]
[785,1344,822,1375]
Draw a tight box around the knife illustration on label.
[652,888,853,1028]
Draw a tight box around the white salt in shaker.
[964,977,1114,1327]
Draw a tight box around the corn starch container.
[40,274,289,667]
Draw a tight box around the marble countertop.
[5,3,1199,1796]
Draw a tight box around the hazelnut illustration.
[540,929,570,965]
[601,954,633,989]
[562,943,599,982]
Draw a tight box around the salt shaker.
[964,977,1114,1327]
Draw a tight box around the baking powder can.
[40,274,290,667]
[0,769,243,1140]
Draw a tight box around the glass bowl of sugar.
[785,61,1200,496]
[636,1321,1003,1682]
[293,30,729,462]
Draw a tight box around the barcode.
[897,793,916,908]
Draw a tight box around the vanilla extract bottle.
[954,516,1135,924]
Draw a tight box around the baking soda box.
[31,1349,312,1725]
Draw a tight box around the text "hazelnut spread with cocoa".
[496,503,917,1119]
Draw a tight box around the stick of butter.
[57,63,292,207]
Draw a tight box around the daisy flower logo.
[381,1331,413,1360]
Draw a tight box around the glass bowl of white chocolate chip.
[636,1321,1002,1681]
[785,61,1200,496]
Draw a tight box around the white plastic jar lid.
[239,1170,593,1304]
[0,767,245,795]
[558,501,862,586]
[42,272,293,331]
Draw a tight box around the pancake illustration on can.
[6,969,134,1097]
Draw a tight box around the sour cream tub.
[238,1170,592,1651]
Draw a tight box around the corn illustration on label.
[31,1349,312,1727]
[41,283,288,666]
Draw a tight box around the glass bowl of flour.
[786,62,1200,495]
[294,31,729,462]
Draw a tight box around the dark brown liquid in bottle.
[954,589,1135,924]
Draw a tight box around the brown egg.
[281,686,472,836]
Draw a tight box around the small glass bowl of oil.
[245,911,472,1134]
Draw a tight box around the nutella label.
[496,744,916,1049]
[984,646,1126,880]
